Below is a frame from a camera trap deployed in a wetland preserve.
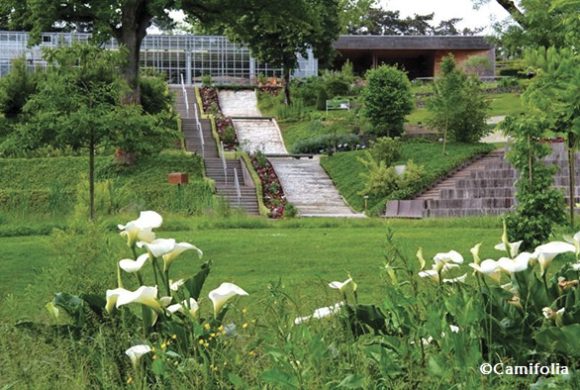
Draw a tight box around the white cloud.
[379,0,514,33]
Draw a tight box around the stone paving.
[218,89,364,217]
[270,157,364,217]
[218,90,262,117]
[234,118,288,154]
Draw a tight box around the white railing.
[220,141,228,184]
[234,168,242,206]
[181,73,205,158]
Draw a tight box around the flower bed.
[250,153,288,218]
[199,87,238,150]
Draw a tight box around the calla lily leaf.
[185,261,211,300]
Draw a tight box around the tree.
[362,65,414,137]
[1,0,261,103]
[228,0,341,105]
[0,57,38,119]
[11,44,173,220]
[523,47,580,225]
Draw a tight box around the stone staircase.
[171,86,259,215]
[412,144,580,218]
[217,89,364,218]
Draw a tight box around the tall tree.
[228,0,341,105]
[1,0,256,103]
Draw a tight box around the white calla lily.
[442,273,467,284]
[167,298,199,317]
[125,344,152,369]
[449,325,460,333]
[563,231,580,257]
[137,238,176,258]
[118,253,150,274]
[470,243,482,265]
[328,278,355,292]
[533,241,575,275]
[572,263,580,271]
[434,250,464,265]
[159,296,173,308]
[170,279,186,292]
[469,259,502,282]
[313,302,344,319]
[494,241,523,259]
[162,242,203,271]
[115,286,161,311]
[209,283,249,316]
[118,211,162,246]
[106,288,129,313]
[294,315,312,325]
[497,252,532,274]
[418,269,439,281]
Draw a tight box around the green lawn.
[321,141,494,212]
[1,217,505,311]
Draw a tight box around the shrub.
[0,57,38,119]
[428,55,490,148]
[369,137,402,166]
[292,133,360,154]
[140,75,173,115]
[362,65,414,137]
[201,73,213,87]
[276,99,308,121]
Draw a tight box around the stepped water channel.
[218,90,364,218]
[170,86,260,215]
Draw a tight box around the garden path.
[218,89,364,217]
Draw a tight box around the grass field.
[320,141,494,212]
[1,216,505,310]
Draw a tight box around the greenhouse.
[0,31,318,84]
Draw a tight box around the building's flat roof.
[334,35,493,51]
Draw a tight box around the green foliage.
[292,133,360,154]
[139,75,174,115]
[369,136,402,166]
[503,116,566,249]
[0,57,38,119]
[201,74,213,87]
[321,141,494,211]
[362,65,413,137]
[427,55,489,147]
[276,99,308,121]
[358,152,424,200]
[0,153,212,215]
[463,55,492,76]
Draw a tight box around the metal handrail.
[220,141,228,184]
[180,73,190,118]
[234,168,241,206]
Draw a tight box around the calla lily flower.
[469,259,502,282]
[170,279,186,292]
[572,263,580,271]
[162,242,202,271]
[209,283,249,315]
[118,253,150,274]
[125,344,152,369]
[494,241,523,259]
[137,238,176,258]
[106,288,129,313]
[449,325,460,333]
[497,252,533,274]
[442,273,467,284]
[417,248,426,270]
[470,243,482,265]
[116,286,162,311]
[118,211,162,247]
[533,241,575,275]
[167,298,199,317]
[563,231,580,257]
[159,296,173,307]
[294,302,344,325]
[328,277,356,292]
[434,250,464,266]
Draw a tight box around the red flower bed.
[251,154,288,218]
[199,87,238,150]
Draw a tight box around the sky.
[160,1,515,34]
[381,0,514,32]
